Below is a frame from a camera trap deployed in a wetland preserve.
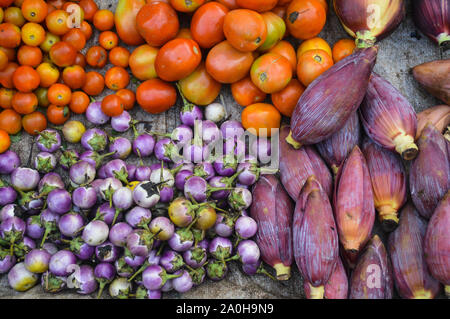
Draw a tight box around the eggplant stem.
[97,283,106,299]
[40,227,52,248]
[128,262,149,282]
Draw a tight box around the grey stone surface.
[1,1,448,299]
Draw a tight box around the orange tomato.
[0,88,14,109]
[79,21,93,40]
[79,0,98,21]
[170,0,205,13]
[62,65,86,89]
[21,22,46,46]
[231,76,266,107]
[0,50,7,71]
[93,9,114,31]
[236,0,278,12]
[21,0,48,23]
[0,129,10,153]
[105,66,130,91]
[116,88,135,110]
[49,41,77,67]
[0,23,21,48]
[259,11,286,52]
[47,104,69,125]
[241,103,281,137]
[86,45,107,68]
[250,53,292,94]
[109,47,130,68]
[332,39,356,63]
[271,78,305,117]
[297,37,332,59]
[48,83,72,106]
[45,9,70,36]
[0,108,21,134]
[0,47,16,62]
[0,62,18,88]
[82,71,104,96]
[99,31,119,50]
[136,78,176,114]
[268,40,297,74]
[74,52,86,68]
[62,28,87,52]
[36,62,59,87]
[286,0,326,40]
[22,110,47,135]
[190,1,228,49]
[101,94,124,117]
[129,44,158,81]
[4,7,25,27]
[39,32,60,52]
[16,45,42,67]
[69,90,89,114]
[12,91,38,114]
[297,49,333,86]
[12,65,40,92]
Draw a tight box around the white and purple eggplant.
[36,129,61,153]
[81,128,108,152]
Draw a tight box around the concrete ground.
[1,1,448,299]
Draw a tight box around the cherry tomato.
[48,83,71,106]
[109,47,130,68]
[136,78,176,114]
[82,71,104,96]
[39,32,60,52]
[0,50,7,70]
[62,28,86,51]
[69,90,89,114]
[47,104,70,125]
[241,103,281,137]
[286,0,326,40]
[93,9,114,31]
[0,129,10,153]
[0,23,21,48]
[49,41,77,67]
[105,66,129,91]
[86,45,107,68]
[0,108,21,134]
[0,47,16,62]
[12,65,40,92]
[178,62,221,106]
[0,62,18,88]
[17,45,42,67]
[259,11,286,52]
[78,0,98,21]
[99,31,118,50]
[216,0,238,10]
[176,28,192,40]
[0,7,3,22]
[4,7,25,27]
[129,44,158,81]
[155,38,202,82]
[231,76,266,107]
[0,0,14,8]
[47,0,65,10]
[12,91,37,114]
[297,49,333,86]
[190,1,228,49]
[297,37,332,60]
[250,53,292,94]
[36,62,59,87]
[332,39,356,63]
[170,0,205,13]
[35,86,49,107]
[79,20,93,40]
[22,110,47,135]
[101,94,124,117]
[21,0,48,23]
[271,78,305,117]
[45,9,70,36]
[116,88,135,111]
[74,52,86,67]
[0,88,14,109]
[268,40,297,73]
[62,65,86,89]
[62,3,85,23]
[21,22,45,46]
[136,2,179,47]
[205,40,255,84]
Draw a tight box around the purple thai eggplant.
[133,132,155,158]
[69,161,96,186]
[0,150,20,174]
[38,172,64,197]
[111,110,132,132]
[109,136,132,159]
[36,129,61,153]
[34,152,57,173]
[81,128,108,152]
[11,167,40,191]
[72,186,97,210]
[80,150,116,169]
[59,149,79,170]
[86,101,110,125]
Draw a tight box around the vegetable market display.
[0,0,448,300]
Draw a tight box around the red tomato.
[236,0,278,12]
[231,76,267,107]
[250,53,292,94]
[101,94,124,117]
[137,79,176,114]
[241,103,281,137]
[190,1,228,49]
[271,78,305,117]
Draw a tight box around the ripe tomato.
[259,11,286,52]
[136,78,176,114]
[82,71,104,96]
[178,62,222,106]
[316,0,328,11]
[17,45,42,67]
[21,0,48,23]
[74,52,86,67]
[268,40,297,74]
[47,104,70,125]
[79,0,98,21]
[0,47,16,62]
[4,7,25,27]
[36,62,59,87]
[241,103,281,137]
[99,31,118,50]
[109,47,130,68]
[105,66,130,91]
[216,0,238,10]
[45,9,70,36]
[0,108,21,134]
[286,0,326,40]
[12,91,37,114]
[93,9,114,31]
[0,23,21,48]
[0,88,14,109]
[79,21,93,40]
[129,44,158,81]
[190,2,228,49]
[332,39,356,63]
[0,62,18,88]
[62,65,86,89]
[250,53,292,94]
[48,83,71,106]
[116,88,135,110]
[114,0,146,46]
[12,65,40,92]
[62,28,87,51]
[0,7,3,22]
[86,45,107,68]
[236,0,278,12]
[35,87,49,107]
[136,2,179,47]
[155,38,202,82]
[205,40,255,84]
[0,129,10,153]
[49,41,77,67]
[223,9,267,52]
[297,49,333,86]
[40,32,60,52]
[0,0,14,8]
[21,22,45,46]
[271,78,305,117]
[176,28,192,40]
[69,90,89,114]
[231,76,266,107]
[101,94,124,117]
[0,50,7,70]
[297,37,332,60]
[22,110,47,135]
[170,0,205,13]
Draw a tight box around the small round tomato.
[0,88,14,109]
[136,2,179,47]
[93,9,114,31]
[170,0,205,13]
[116,88,135,111]
[332,39,356,63]
[78,0,98,21]
[155,38,202,82]
[268,40,297,73]
[297,37,332,60]
[82,71,104,96]
[0,108,21,134]
[21,22,45,46]
[49,41,77,67]
[231,76,266,107]
[0,49,7,70]
[4,7,25,27]
[86,45,107,68]
[0,23,21,48]
[250,53,292,94]
[12,65,40,92]
[36,62,59,87]
[74,52,86,67]
[271,78,305,117]
[21,0,48,23]
[190,1,228,49]
[22,110,46,135]
[99,31,118,50]
[0,47,16,62]
[12,91,38,114]
[241,103,281,137]
[79,21,93,40]
[47,104,69,125]
[216,0,238,10]
[129,44,158,81]
[137,79,176,114]
[223,9,267,52]
[47,0,64,9]
[176,28,192,40]
[101,94,124,117]
[17,45,42,67]
[286,0,326,40]
[105,66,129,91]
[62,65,86,89]
[0,62,18,88]
[109,47,130,68]
[236,0,278,12]
[297,49,333,86]
[178,62,221,106]
[69,90,89,114]
[259,11,286,52]
[205,40,255,84]
[39,32,60,52]
[45,9,70,36]
[35,87,49,107]
[62,28,86,51]
[62,3,85,23]
[0,129,10,153]
[48,83,71,106]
